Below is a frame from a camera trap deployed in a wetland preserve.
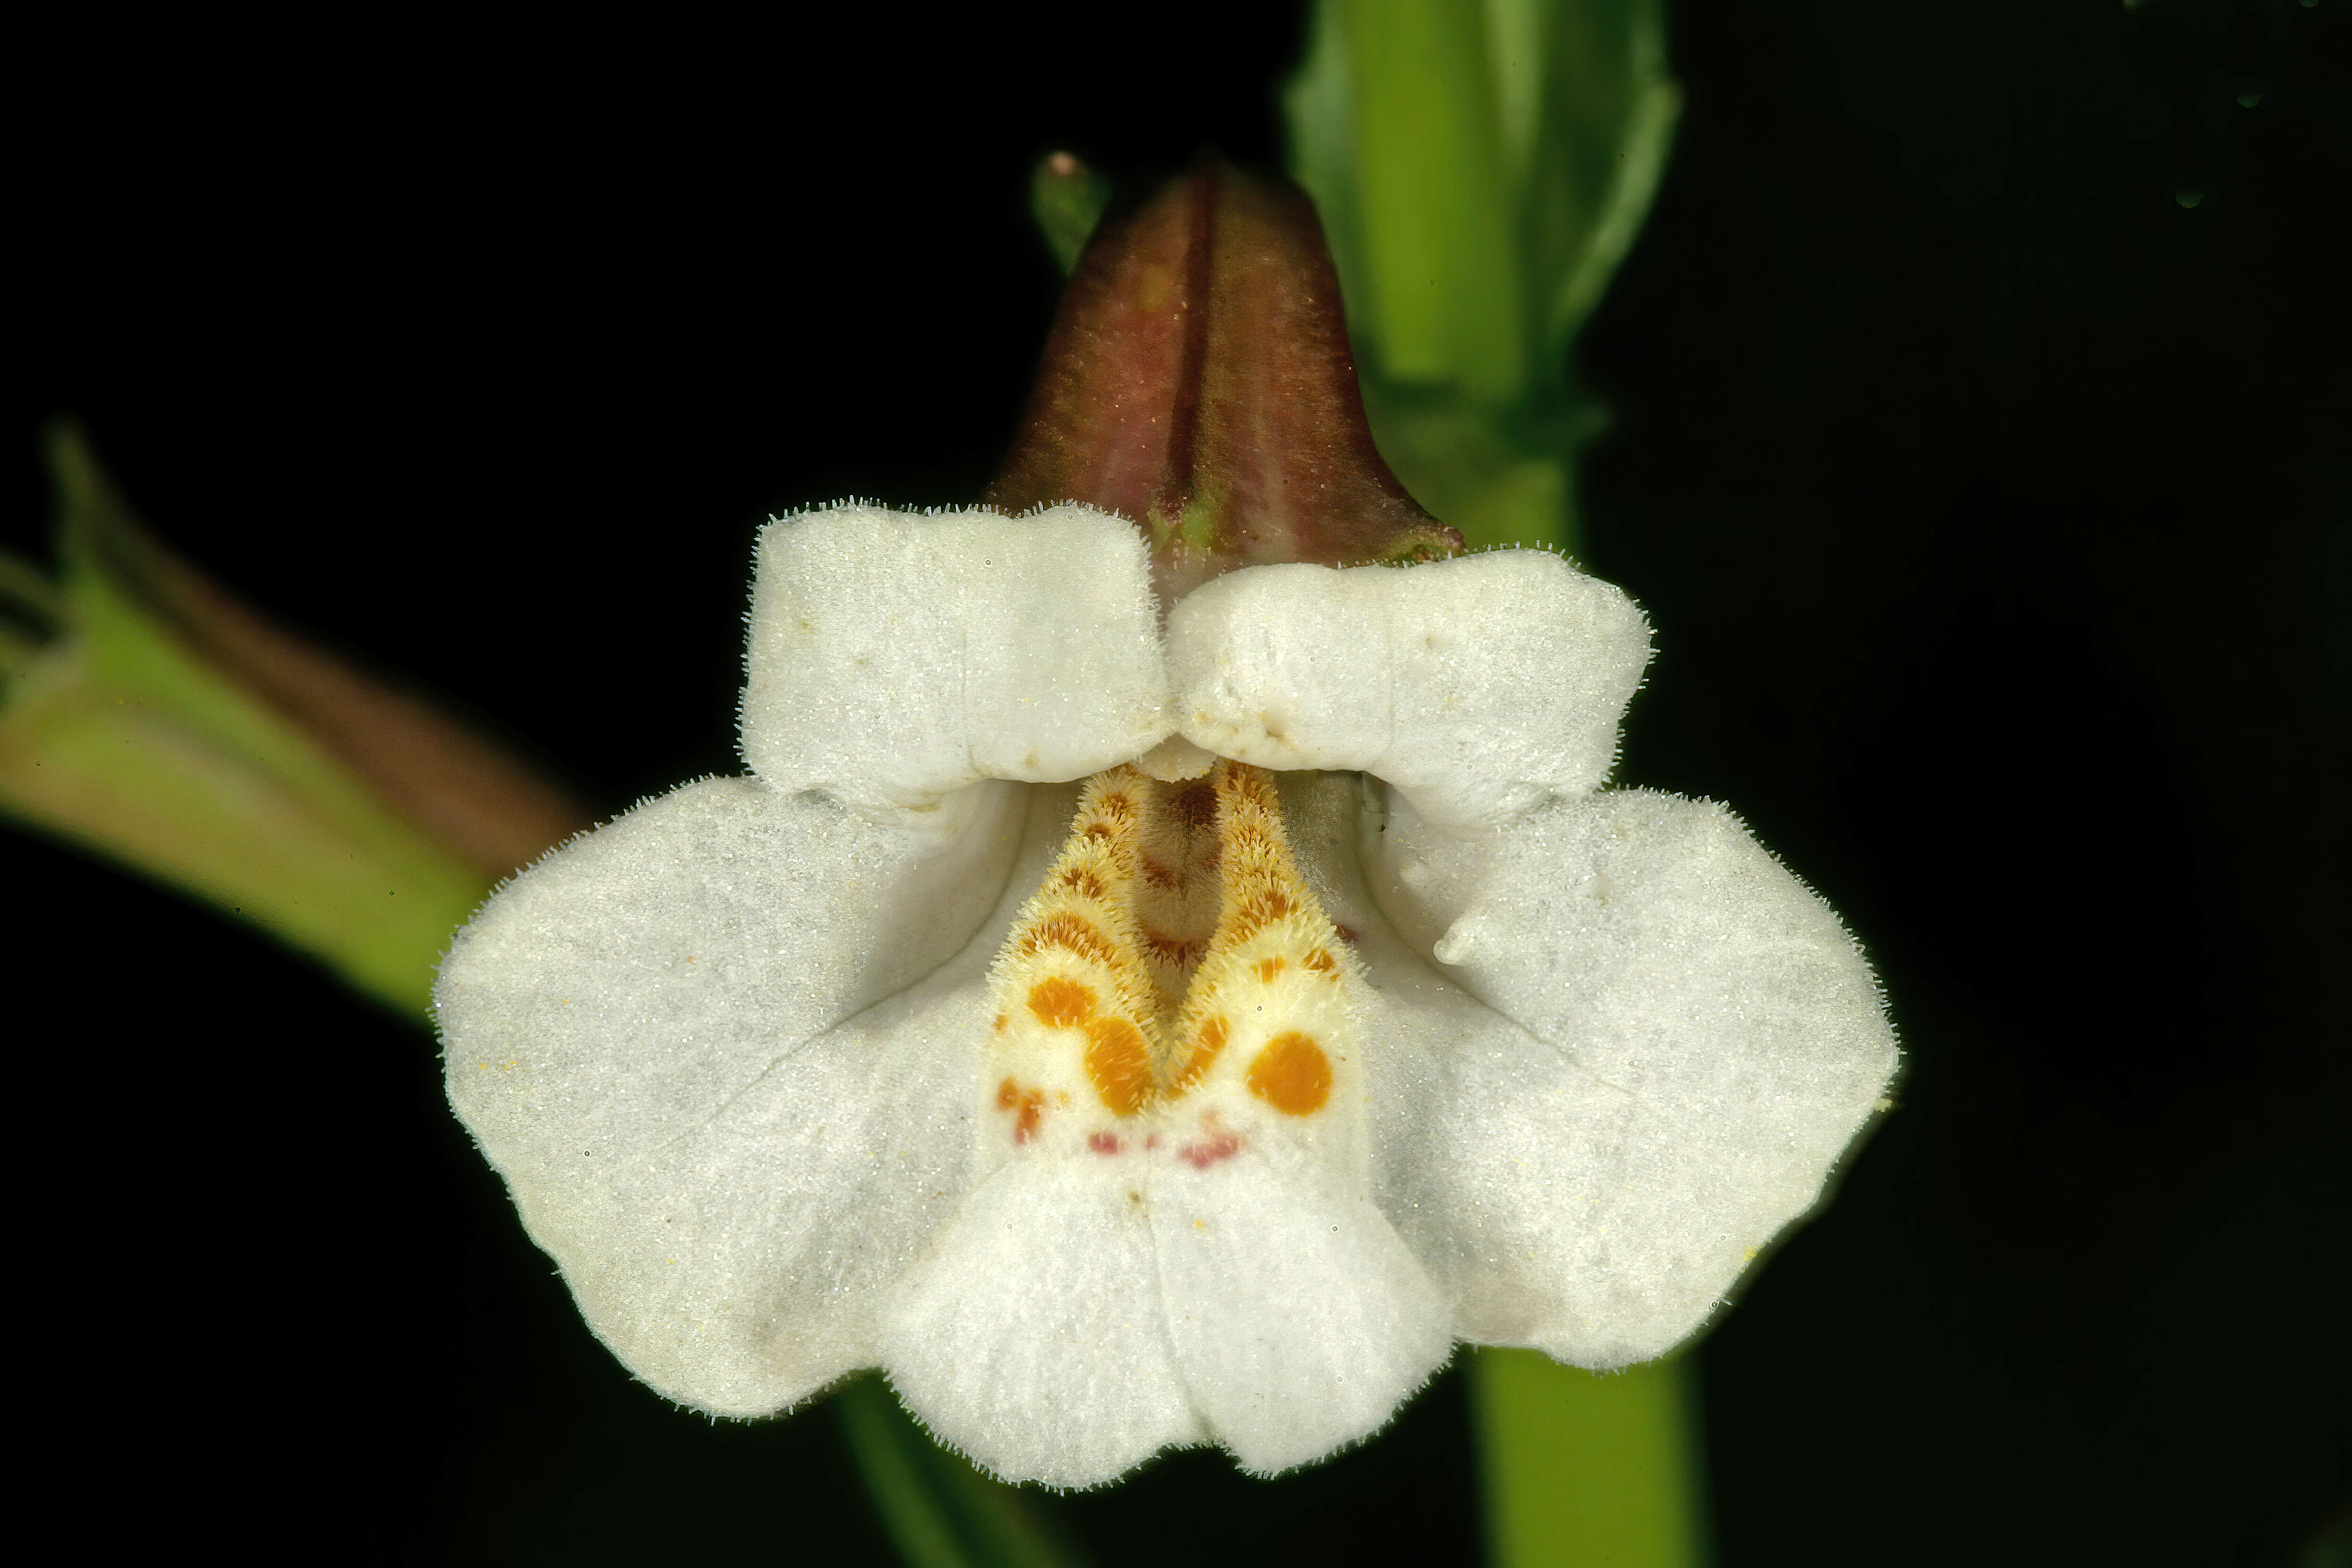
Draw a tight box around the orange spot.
[991,1012,1008,1033]
[1252,956,1288,984]
[1083,1015,1153,1117]
[1082,822,1115,842]
[1171,1014,1228,1092]
[1019,912,1120,969]
[1230,889,1294,937]
[1246,1031,1332,1116]
[996,1078,1045,1143]
[1028,975,1096,1028]
[1057,866,1108,900]
[1302,947,1339,978]
[1097,791,1136,822]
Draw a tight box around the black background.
[11,2,2345,1563]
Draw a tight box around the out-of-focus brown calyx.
[987,163,1462,601]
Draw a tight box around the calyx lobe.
[988,163,1462,600]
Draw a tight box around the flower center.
[982,760,1359,1160]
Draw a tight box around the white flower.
[436,500,1896,1488]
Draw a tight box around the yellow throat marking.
[983,760,1359,1157]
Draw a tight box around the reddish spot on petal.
[1088,1131,1123,1155]
[1246,1030,1332,1116]
[1332,923,1359,947]
[1179,1130,1244,1169]
[1302,947,1338,977]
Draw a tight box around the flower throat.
[984,761,1359,1146]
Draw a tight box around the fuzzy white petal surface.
[439,776,1060,1413]
[742,504,1171,811]
[1167,551,1649,828]
[1365,786,1899,1364]
[883,1164,1206,1488]
[1149,1152,1453,1476]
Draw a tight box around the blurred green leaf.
[1287,0,1681,552]
[0,425,498,1014]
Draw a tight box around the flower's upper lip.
[739,500,1644,830]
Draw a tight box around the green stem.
[1470,1348,1710,1568]
[834,1376,1084,1568]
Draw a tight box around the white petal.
[1166,551,1649,828]
[1148,1151,1453,1476]
[438,776,1066,1414]
[882,1164,1206,1488]
[1364,786,1899,1365]
[742,503,1172,812]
